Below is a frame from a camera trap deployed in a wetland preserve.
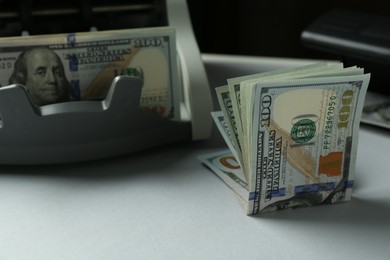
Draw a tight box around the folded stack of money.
[199,62,370,215]
[0,27,180,119]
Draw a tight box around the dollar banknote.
[198,149,248,208]
[225,62,333,153]
[217,63,364,181]
[203,62,371,215]
[215,86,245,175]
[211,111,239,160]
[0,27,180,119]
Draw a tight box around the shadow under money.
[0,139,195,182]
[252,196,390,230]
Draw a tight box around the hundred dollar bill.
[246,74,370,214]
[198,150,248,207]
[238,63,364,180]
[202,62,371,215]
[226,62,331,151]
[215,86,245,177]
[0,27,180,119]
[227,63,363,142]
[211,111,239,161]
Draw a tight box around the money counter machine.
[301,9,390,129]
[0,0,213,164]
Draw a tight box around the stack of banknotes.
[0,26,180,119]
[199,62,371,215]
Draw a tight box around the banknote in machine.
[0,26,180,119]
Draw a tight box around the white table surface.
[0,54,389,260]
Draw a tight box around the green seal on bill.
[291,119,316,144]
[123,67,144,79]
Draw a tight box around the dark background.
[186,0,389,60]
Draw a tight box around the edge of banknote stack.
[199,62,371,215]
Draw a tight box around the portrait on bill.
[8,47,71,106]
